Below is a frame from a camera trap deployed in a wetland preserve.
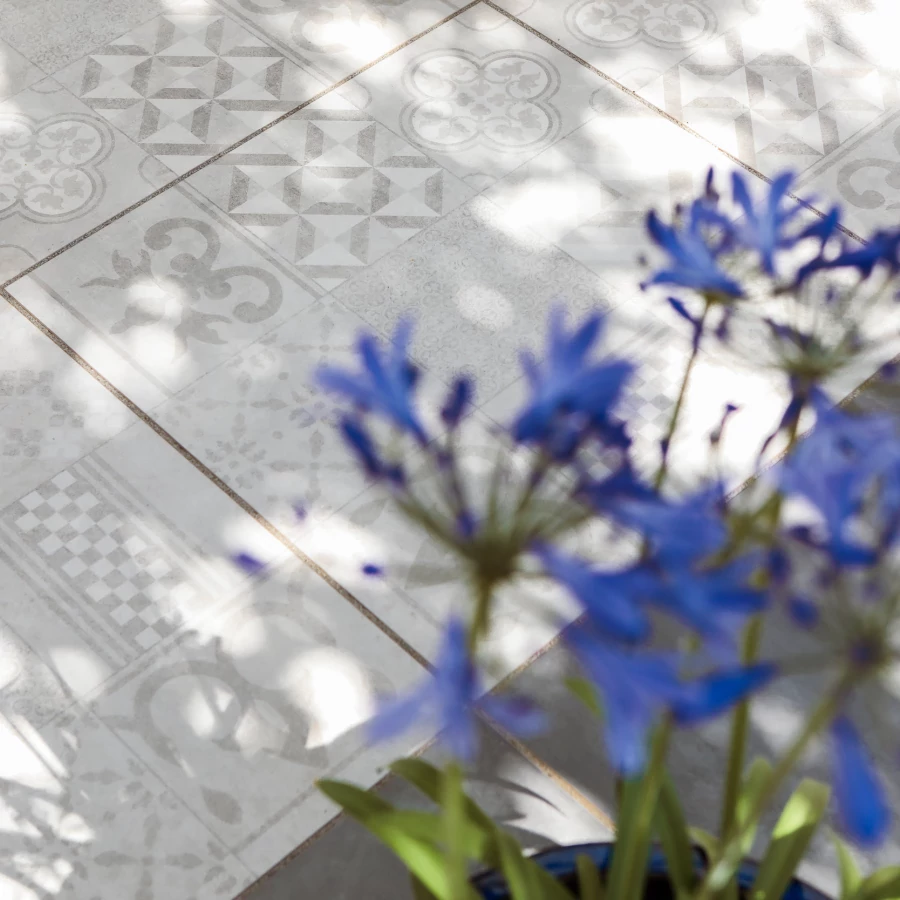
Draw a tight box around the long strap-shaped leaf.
[749,779,830,900]
[856,867,900,900]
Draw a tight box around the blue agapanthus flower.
[534,544,652,643]
[512,308,632,454]
[369,617,545,761]
[830,715,891,848]
[779,392,900,563]
[567,625,774,775]
[317,320,428,444]
[643,197,743,298]
[731,171,840,275]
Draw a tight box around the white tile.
[494,0,754,90]
[637,6,900,177]
[92,556,427,874]
[186,92,474,290]
[335,4,613,191]
[0,709,252,899]
[0,77,173,282]
[7,184,321,410]
[214,0,467,85]
[56,11,328,176]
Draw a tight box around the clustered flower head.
[300,167,900,854]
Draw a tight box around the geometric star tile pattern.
[639,15,900,175]
[57,13,325,174]
[188,96,473,290]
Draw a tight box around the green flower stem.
[469,578,493,651]
[697,677,851,900]
[718,409,806,842]
[608,718,673,900]
[654,299,712,493]
[444,761,468,900]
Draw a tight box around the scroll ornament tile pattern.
[638,16,900,175]
[57,13,326,175]
[93,562,427,865]
[0,711,249,899]
[798,107,900,236]
[187,97,473,290]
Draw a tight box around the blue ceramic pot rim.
[470,842,833,900]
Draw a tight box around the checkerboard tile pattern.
[2,466,199,651]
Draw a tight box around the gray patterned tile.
[798,107,900,238]
[0,38,46,102]
[92,555,428,876]
[56,11,327,176]
[7,183,320,411]
[212,0,467,86]
[0,708,252,898]
[334,4,614,191]
[242,724,612,900]
[637,5,900,177]
[494,0,755,91]
[484,85,732,300]
[187,93,474,290]
[328,195,618,402]
[0,77,173,283]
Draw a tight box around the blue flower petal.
[831,716,891,848]
[672,663,775,725]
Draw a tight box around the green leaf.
[318,779,472,900]
[857,867,900,900]
[577,854,605,900]
[749,779,830,900]
[497,832,539,900]
[832,834,862,900]
[656,776,695,898]
[689,827,720,861]
[390,759,497,836]
[444,763,469,900]
[737,757,774,856]
[411,875,438,900]
[565,677,603,718]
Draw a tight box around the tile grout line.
[481,0,867,246]
[0,285,433,673]
[0,0,483,293]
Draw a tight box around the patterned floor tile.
[57,12,327,175]
[494,0,755,91]
[0,38,46,103]
[637,6,900,177]
[0,77,173,283]
[91,555,428,875]
[7,183,320,410]
[334,4,613,191]
[0,709,252,899]
[484,84,733,299]
[213,0,467,86]
[797,107,900,238]
[327,195,618,402]
[187,93,474,290]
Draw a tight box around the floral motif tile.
[92,556,428,875]
[637,8,900,177]
[56,12,327,176]
[0,709,251,898]
[327,195,619,402]
[0,77,173,283]
[212,0,467,86]
[186,93,474,290]
[334,4,613,190]
[494,0,755,91]
[484,84,732,300]
[7,184,320,410]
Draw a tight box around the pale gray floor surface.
[1,0,900,897]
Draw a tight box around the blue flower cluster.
[295,169,900,851]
